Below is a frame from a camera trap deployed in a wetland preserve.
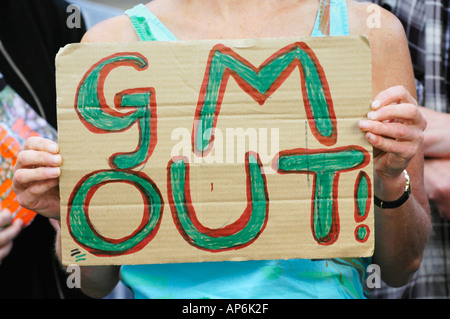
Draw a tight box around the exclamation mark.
[354,171,371,243]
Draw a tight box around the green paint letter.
[75,53,157,170]
[193,42,337,157]
[274,146,370,245]
[67,170,163,256]
[168,152,269,252]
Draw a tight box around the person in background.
[363,0,450,299]
[0,0,126,299]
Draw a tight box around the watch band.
[374,170,411,209]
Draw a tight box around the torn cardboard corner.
[56,36,374,266]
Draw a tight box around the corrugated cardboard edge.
[55,35,371,54]
[56,36,375,266]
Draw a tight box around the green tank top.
[121,1,372,299]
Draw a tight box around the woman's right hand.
[13,137,62,220]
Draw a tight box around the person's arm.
[420,107,450,158]
[352,4,431,287]
[419,107,450,219]
[12,16,138,296]
[50,219,120,298]
[13,137,120,298]
[423,158,450,219]
[11,4,123,298]
[365,87,430,287]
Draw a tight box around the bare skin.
[420,107,450,219]
[13,0,430,297]
[0,210,22,263]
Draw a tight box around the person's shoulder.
[81,1,169,43]
[81,14,139,43]
[346,0,406,41]
[346,1,415,95]
[347,0,408,58]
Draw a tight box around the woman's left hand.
[359,85,427,183]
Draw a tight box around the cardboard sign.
[56,36,374,266]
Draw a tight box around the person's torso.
[121,0,371,299]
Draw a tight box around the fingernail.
[367,132,375,141]
[371,100,382,110]
[367,111,377,120]
[51,155,62,165]
[359,120,370,129]
[47,143,59,154]
[48,167,60,177]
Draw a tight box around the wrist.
[374,170,411,209]
[374,170,408,202]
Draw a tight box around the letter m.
[192,42,337,156]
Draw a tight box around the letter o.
[67,170,164,256]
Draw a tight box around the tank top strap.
[126,1,349,41]
[125,3,177,41]
[311,0,350,37]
